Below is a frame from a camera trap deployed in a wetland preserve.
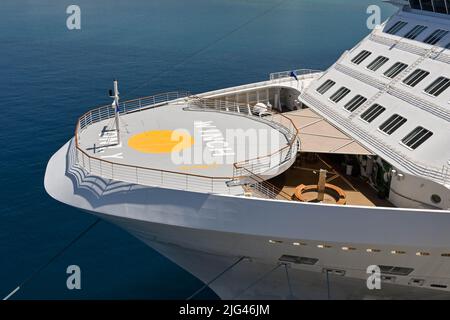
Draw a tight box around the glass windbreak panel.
[379,114,407,135]
[404,25,427,39]
[367,56,389,71]
[433,0,448,13]
[409,0,422,9]
[385,21,407,35]
[402,69,430,87]
[384,62,408,78]
[316,80,336,95]
[329,87,351,103]
[360,104,386,123]
[421,0,434,11]
[424,29,449,45]
[351,50,372,65]
[344,95,367,112]
[402,127,433,150]
[424,77,450,96]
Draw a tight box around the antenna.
[111,79,120,145]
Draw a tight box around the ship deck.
[269,154,394,207]
[77,102,290,180]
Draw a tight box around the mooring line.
[326,270,331,300]
[2,218,101,300]
[124,0,290,99]
[284,263,294,298]
[232,263,282,300]
[186,256,246,300]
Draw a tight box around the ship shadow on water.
[64,138,210,211]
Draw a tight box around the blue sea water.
[0,0,396,299]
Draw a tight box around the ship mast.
[109,79,120,145]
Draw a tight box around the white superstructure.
[45,1,450,299]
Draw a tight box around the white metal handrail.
[369,33,450,64]
[75,92,299,195]
[75,147,232,194]
[334,63,450,121]
[74,91,239,194]
[188,97,300,178]
[195,69,322,102]
[241,167,292,200]
[269,69,322,80]
[77,91,190,132]
[188,98,298,143]
[335,63,386,90]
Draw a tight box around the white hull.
[97,213,450,299]
[44,3,450,299]
[44,139,450,299]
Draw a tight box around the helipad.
[77,102,291,178]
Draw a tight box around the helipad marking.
[101,153,124,159]
[178,164,219,171]
[128,130,194,154]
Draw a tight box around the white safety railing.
[188,97,298,142]
[75,92,299,196]
[188,97,300,179]
[334,63,386,90]
[369,33,450,64]
[75,91,237,194]
[75,148,232,194]
[195,69,322,102]
[334,63,450,121]
[241,167,292,201]
[77,91,190,132]
[269,69,322,81]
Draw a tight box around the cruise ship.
[45,0,450,299]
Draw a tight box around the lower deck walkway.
[270,154,394,207]
[281,108,373,155]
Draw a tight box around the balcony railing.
[77,91,190,133]
[369,33,450,64]
[334,63,450,121]
[269,69,322,81]
[241,167,293,201]
[188,97,300,179]
[75,91,238,194]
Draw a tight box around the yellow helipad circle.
[128,130,194,154]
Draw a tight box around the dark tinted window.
[379,114,407,135]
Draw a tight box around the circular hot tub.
[293,183,347,205]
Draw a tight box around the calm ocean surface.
[0,0,395,299]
